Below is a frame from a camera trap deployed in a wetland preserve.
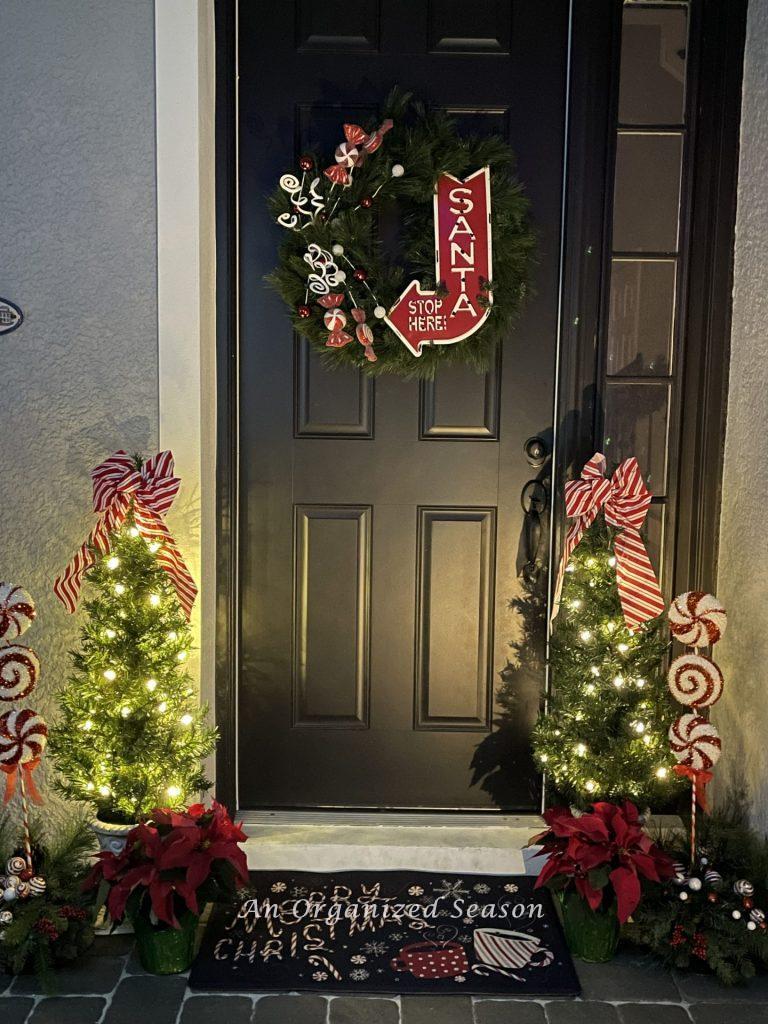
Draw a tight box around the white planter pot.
[90,818,134,855]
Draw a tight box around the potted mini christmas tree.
[50,452,216,849]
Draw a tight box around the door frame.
[212,0,745,816]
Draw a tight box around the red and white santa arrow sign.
[385,167,493,357]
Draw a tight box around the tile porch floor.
[1,936,766,1024]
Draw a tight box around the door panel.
[237,0,569,810]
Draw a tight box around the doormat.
[189,871,580,996]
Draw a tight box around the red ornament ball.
[360,196,373,209]
[299,155,314,172]
[353,268,368,282]
[297,304,311,319]
[744,897,754,910]
[19,868,33,882]
[707,892,718,903]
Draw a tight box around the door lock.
[523,436,549,467]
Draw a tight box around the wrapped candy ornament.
[0,584,36,642]
[669,592,727,647]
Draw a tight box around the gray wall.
[715,0,768,834]
[0,0,159,819]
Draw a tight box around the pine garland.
[268,90,536,379]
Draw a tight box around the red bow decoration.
[54,450,197,619]
[552,452,664,632]
[324,119,393,186]
[2,758,43,806]
[673,764,714,811]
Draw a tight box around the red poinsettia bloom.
[531,800,675,923]
[85,801,249,928]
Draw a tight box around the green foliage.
[625,811,768,985]
[0,813,97,991]
[267,89,536,379]
[49,508,217,824]
[532,521,682,809]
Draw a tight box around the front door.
[236,1,570,811]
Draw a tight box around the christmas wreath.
[268,91,536,379]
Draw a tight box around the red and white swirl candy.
[0,709,48,768]
[0,584,36,643]
[669,592,727,647]
[669,713,721,772]
[323,308,347,332]
[0,645,40,702]
[667,654,723,709]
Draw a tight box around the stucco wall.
[0,0,159,821]
[715,0,768,834]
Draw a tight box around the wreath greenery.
[268,91,536,379]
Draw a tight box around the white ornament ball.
[688,877,703,892]
[2,887,17,903]
[391,164,405,178]
[679,891,688,901]
[5,874,20,889]
[0,909,12,926]
[374,306,386,319]
[732,909,742,920]
[28,876,47,897]
[336,270,347,282]
[6,857,25,876]
[748,920,757,931]
[331,244,344,256]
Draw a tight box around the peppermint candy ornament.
[323,308,347,332]
[0,708,48,768]
[704,869,723,888]
[669,591,727,647]
[0,645,40,702]
[669,713,722,771]
[667,654,723,708]
[28,876,46,897]
[734,879,755,897]
[5,856,26,876]
[0,584,36,642]
[0,909,12,926]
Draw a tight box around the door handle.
[523,435,549,467]
[520,479,549,584]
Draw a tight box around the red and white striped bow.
[552,452,664,632]
[54,450,197,619]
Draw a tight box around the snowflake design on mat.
[504,882,520,894]
[362,941,388,955]
[291,886,308,898]
[389,933,405,943]
[350,954,368,965]
[473,882,490,894]
[434,879,469,899]
[350,968,370,981]
[312,971,328,982]
[462,917,474,925]
[408,885,424,896]
[459,934,473,944]
[270,882,287,893]
[454,975,466,983]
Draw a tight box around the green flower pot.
[132,908,199,975]
[559,890,620,963]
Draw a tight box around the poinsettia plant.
[531,800,676,923]
[85,801,248,928]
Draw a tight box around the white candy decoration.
[0,645,40,703]
[28,876,47,897]
[0,583,36,642]
[667,654,723,708]
[669,592,727,647]
[669,714,722,772]
[6,856,26,876]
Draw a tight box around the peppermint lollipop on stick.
[0,645,40,702]
[0,583,36,643]
[669,592,727,647]
[667,654,723,708]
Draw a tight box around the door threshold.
[239,809,543,829]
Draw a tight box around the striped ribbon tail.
[132,505,198,619]
[613,527,665,631]
[53,519,111,614]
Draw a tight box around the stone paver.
[29,996,107,1023]
[10,955,124,995]
[253,994,328,1024]
[688,1005,768,1024]
[577,953,681,1002]
[0,997,35,1024]
[475,998,548,1023]
[673,970,768,1002]
[181,994,254,1023]
[401,995,474,1023]
[330,996,400,1024]
[545,1002,622,1024]
[618,1005,692,1024]
[104,975,188,1024]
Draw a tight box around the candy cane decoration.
[308,954,342,980]
[18,767,34,874]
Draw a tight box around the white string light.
[114,583,126,596]
[106,556,120,570]
[103,669,117,682]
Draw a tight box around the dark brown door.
[237,1,569,811]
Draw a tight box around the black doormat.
[190,871,580,996]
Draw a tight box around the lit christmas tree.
[532,521,682,809]
[50,522,216,824]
